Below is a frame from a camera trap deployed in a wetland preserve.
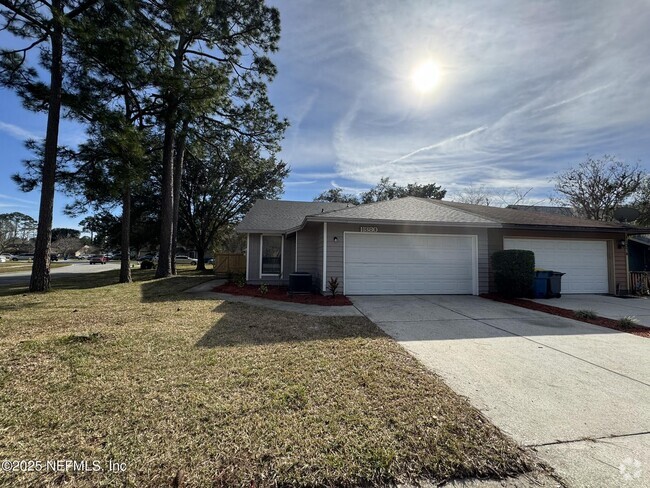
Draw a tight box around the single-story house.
[236,197,650,296]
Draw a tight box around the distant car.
[89,255,108,264]
[51,254,58,261]
[111,254,122,261]
[0,253,13,261]
[138,254,157,262]
[0,256,7,263]
[203,257,214,265]
[12,253,34,261]
[175,255,198,265]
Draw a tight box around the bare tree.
[553,155,644,221]
[455,185,492,206]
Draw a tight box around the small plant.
[574,310,598,320]
[327,276,339,297]
[234,273,246,288]
[618,316,639,329]
[258,282,268,295]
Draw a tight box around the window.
[261,235,282,275]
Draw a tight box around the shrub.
[574,310,598,320]
[327,277,339,297]
[234,273,246,288]
[491,249,534,298]
[618,316,639,329]
[258,282,268,295]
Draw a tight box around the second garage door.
[344,233,477,295]
[503,238,609,294]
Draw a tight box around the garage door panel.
[503,238,608,294]
[344,233,476,295]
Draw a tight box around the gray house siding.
[295,223,322,290]
[246,233,286,286]
[324,223,489,295]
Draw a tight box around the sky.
[1,0,650,229]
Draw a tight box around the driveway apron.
[352,295,650,488]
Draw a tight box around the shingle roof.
[236,200,350,232]
[438,201,627,229]
[315,197,495,225]
[237,197,646,233]
[506,204,578,217]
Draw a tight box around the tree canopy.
[315,178,446,205]
[553,155,644,221]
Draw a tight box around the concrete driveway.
[352,295,650,488]
[532,294,650,328]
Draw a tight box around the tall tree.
[361,178,446,203]
[1,0,99,291]
[314,188,359,205]
[180,134,288,270]
[553,155,644,221]
[146,0,285,278]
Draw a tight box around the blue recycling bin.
[533,271,552,298]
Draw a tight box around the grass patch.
[618,316,640,329]
[0,262,71,274]
[0,271,536,486]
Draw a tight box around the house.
[236,197,649,296]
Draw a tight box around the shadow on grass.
[196,301,382,348]
[139,271,217,303]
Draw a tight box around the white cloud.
[0,121,40,141]
[274,0,650,196]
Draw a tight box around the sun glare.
[411,60,440,93]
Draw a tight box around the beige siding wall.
[494,228,627,294]
[324,223,490,294]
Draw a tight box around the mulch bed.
[481,293,650,338]
[213,283,353,306]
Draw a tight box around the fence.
[630,271,650,295]
[213,253,246,278]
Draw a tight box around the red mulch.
[213,283,353,306]
[481,294,650,338]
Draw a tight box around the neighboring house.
[237,197,649,296]
[628,235,650,272]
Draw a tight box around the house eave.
[304,216,501,228]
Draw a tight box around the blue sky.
[1,0,650,229]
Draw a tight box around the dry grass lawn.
[0,269,538,487]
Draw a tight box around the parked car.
[0,253,13,261]
[89,255,108,264]
[203,257,214,265]
[138,254,157,262]
[51,254,59,261]
[175,255,198,265]
[0,255,7,263]
[12,253,34,261]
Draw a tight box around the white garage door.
[344,233,477,295]
[503,238,609,294]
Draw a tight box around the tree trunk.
[119,182,132,283]
[171,119,189,275]
[155,113,175,278]
[30,2,63,292]
[155,37,184,279]
[196,246,206,271]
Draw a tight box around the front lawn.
[0,270,537,487]
[0,262,71,274]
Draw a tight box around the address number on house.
[360,226,378,233]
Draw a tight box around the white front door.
[503,238,609,294]
[344,233,477,295]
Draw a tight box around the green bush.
[492,249,534,298]
[574,309,598,320]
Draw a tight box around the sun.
[411,60,440,93]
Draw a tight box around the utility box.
[289,272,312,294]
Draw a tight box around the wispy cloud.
[272,0,650,200]
[0,121,40,141]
